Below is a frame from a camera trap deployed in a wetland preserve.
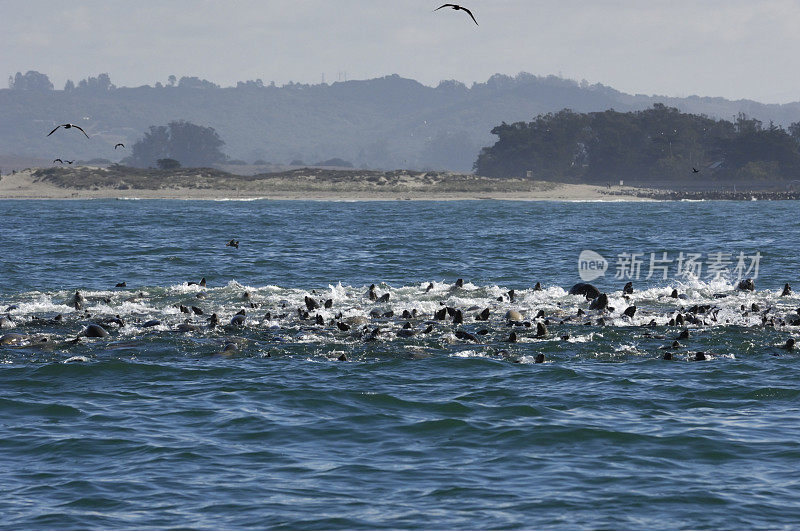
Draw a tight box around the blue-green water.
[2,200,800,528]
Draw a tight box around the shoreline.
[0,169,651,202]
[1,168,796,201]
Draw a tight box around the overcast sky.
[2,0,800,103]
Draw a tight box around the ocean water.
[1,199,800,528]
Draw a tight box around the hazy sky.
[2,0,800,103]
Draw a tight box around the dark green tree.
[77,73,115,92]
[157,158,181,170]
[123,120,228,168]
[9,71,53,91]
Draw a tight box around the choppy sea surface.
[2,199,800,528]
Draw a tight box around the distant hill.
[3,72,800,172]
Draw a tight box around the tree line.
[474,104,800,182]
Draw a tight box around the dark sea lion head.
[623,282,634,295]
[569,283,601,300]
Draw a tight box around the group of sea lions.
[0,277,797,361]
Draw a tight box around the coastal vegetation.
[475,105,800,183]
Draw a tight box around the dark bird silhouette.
[64,160,74,164]
[692,167,700,173]
[47,123,90,139]
[226,239,239,249]
[53,158,63,164]
[114,143,125,149]
[434,4,478,25]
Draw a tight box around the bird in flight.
[692,167,700,173]
[434,4,478,25]
[53,158,63,164]
[47,123,90,139]
[114,143,125,149]
[226,239,239,249]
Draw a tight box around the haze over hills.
[3,71,800,172]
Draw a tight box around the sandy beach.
[0,167,648,201]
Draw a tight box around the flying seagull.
[47,123,90,139]
[692,167,700,173]
[65,160,74,164]
[53,158,63,164]
[226,239,239,249]
[434,4,478,25]
[114,143,125,149]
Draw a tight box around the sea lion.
[434,308,447,320]
[569,283,600,300]
[455,330,478,342]
[191,306,203,315]
[475,308,490,321]
[452,309,463,324]
[425,282,434,293]
[115,282,127,288]
[231,314,246,327]
[337,322,351,331]
[305,296,320,310]
[623,306,637,318]
[781,283,792,297]
[505,309,523,322]
[377,293,390,303]
[781,338,795,351]
[71,291,85,310]
[589,293,609,311]
[534,353,545,364]
[694,352,707,361]
[454,278,464,289]
[536,322,548,338]
[738,279,755,291]
[82,324,109,338]
[0,333,26,345]
[623,282,634,295]
[533,282,542,291]
[505,331,517,343]
[221,342,239,354]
